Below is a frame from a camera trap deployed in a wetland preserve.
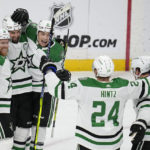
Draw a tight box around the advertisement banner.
[0,0,129,70]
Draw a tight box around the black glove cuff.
[134,119,147,130]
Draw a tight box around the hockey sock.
[12,127,30,150]
[25,136,31,150]
[30,126,46,150]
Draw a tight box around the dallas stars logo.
[27,54,38,69]
[10,51,27,73]
[50,3,73,29]
[6,77,12,92]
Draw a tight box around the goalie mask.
[38,20,52,33]
[92,55,114,77]
[2,16,21,31]
[131,56,150,79]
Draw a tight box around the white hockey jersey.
[7,35,32,95]
[25,22,66,92]
[0,55,12,113]
[27,43,65,92]
[45,72,150,150]
[132,77,150,141]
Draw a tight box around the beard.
[11,37,20,43]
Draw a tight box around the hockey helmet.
[0,28,10,40]
[131,56,150,78]
[37,20,52,33]
[2,16,21,31]
[92,55,114,77]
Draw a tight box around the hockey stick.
[33,18,55,150]
[51,29,70,138]
[34,3,71,148]
[50,3,71,138]
[51,97,59,137]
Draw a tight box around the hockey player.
[40,55,150,150]
[26,20,67,150]
[11,8,70,150]
[130,56,150,150]
[2,16,33,150]
[0,28,13,149]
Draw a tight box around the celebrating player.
[2,16,33,150]
[11,8,70,150]
[40,55,150,150]
[130,56,150,150]
[0,28,13,149]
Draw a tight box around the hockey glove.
[40,56,57,74]
[56,69,71,81]
[11,8,29,26]
[129,119,147,144]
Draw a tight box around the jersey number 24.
[91,101,120,127]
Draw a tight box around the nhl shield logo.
[51,4,73,29]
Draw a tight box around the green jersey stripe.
[75,133,123,145]
[140,104,150,109]
[12,146,25,150]
[55,81,62,98]
[76,126,123,138]
[32,84,47,87]
[0,104,10,107]
[79,77,129,88]
[145,132,150,135]
[142,78,150,95]
[12,83,32,89]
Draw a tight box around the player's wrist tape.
[41,62,56,73]
[46,66,56,73]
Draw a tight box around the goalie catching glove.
[56,69,71,81]
[129,119,147,144]
[11,8,29,26]
[40,56,57,74]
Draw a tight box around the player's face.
[38,31,50,47]
[0,39,9,56]
[9,30,21,43]
[135,68,140,76]
[133,68,141,79]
